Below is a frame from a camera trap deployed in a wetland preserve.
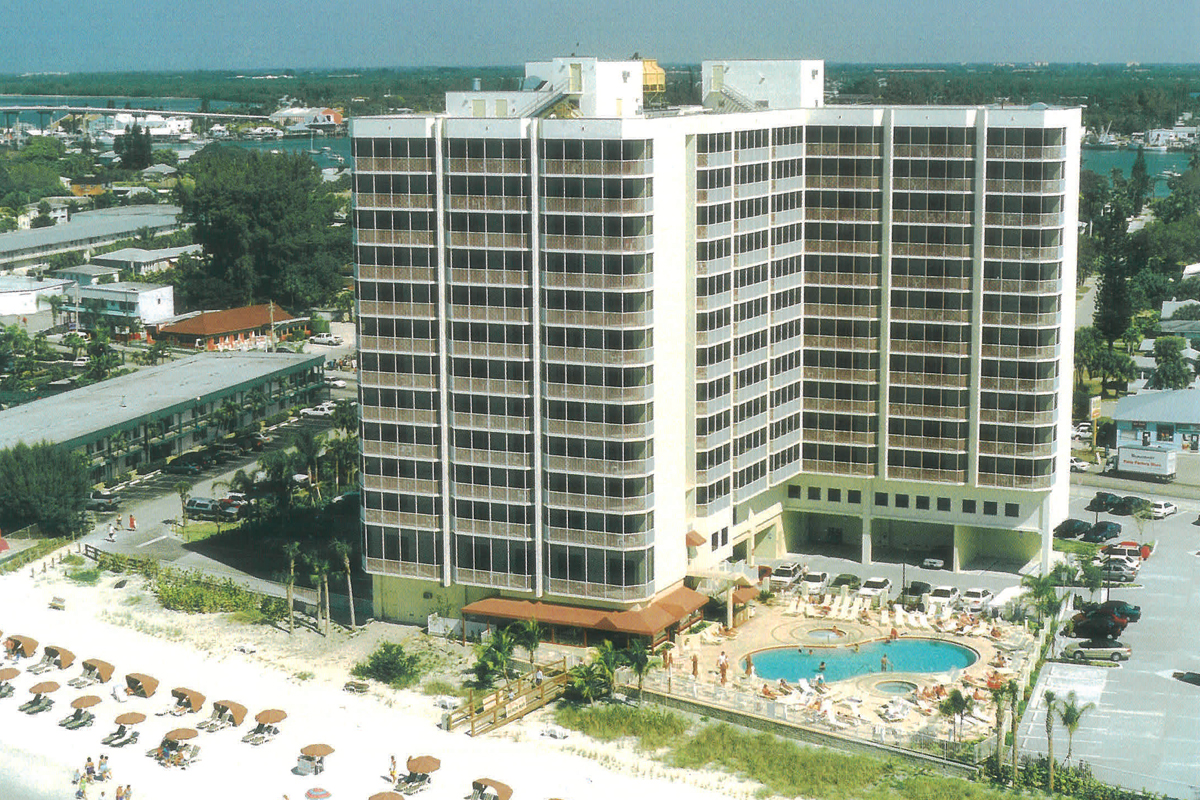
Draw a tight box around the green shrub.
[62,554,84,566]
[351,642,424,689]
[421,680,466,697]
[68,568,101,585]
[554,703,689,751]
[152,569,262,614]
[0,537,69,573]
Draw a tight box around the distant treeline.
[2,63,1197,132]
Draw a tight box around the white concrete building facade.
[351,59,1081,624]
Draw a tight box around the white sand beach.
[1,561,755,800]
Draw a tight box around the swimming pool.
[747,639,977,684]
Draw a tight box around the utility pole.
[268,301,276,351]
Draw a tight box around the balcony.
[983,211,1062,228]
[985,179,1065,194]
[359,370,439,391]
[451,412,531,432]
[891,242,973,259]
[802,397,877,415]
[542,196,651,215]
[983,245,1063,262]
[804,428,877,446]
[543,455,653,478]
[358,300,437,319]
[889,403,969,421]
[803,365,878,384]
[543,578,654,603]
[893,144,974,159]
[977,472,1054,490]
[449,340,530,360]
[364,508,440,529]
[886,434,967,453]
[363,557,440,580]
[978,440,1055,458]
[355,193,435,210]
[890,339,971,356]
[804,335,879,351]
[886,466,966,484]
[979,375,1058,393]
[354,156,433,173]
[805,239,880,255]
[889,371,969,389]
[980,310,1061,328]
[542,271,649,291]
[890,274,971,292]
[362,440,439,461]
[444,157,529,174]
[697,151,733,168]
[451,447,532,469]
[982,278,1061,296]
[446,194,529,212]
[803,302,880,319]
[454,483,532,505]
[803,459,876,477]
[979,408,1057,426]
[807,143,881,158]
[539,159,651,177]
[891,177,974,192]
[891,209,974,226]
[448,304,531,324]
[448,376,530,396]
[985,145,1066,161]
[542,234,652,253]
[362,406,439,426]
[453,569,534,592]
[890,307,971,324]
[543,382,651,403]
[360,336,437,355]
[542,309,651,330]
[544,491,651,514]
[980,342,1059,360]
[805,175,881,190]
[543,526,652,549]
[544,418,651,440]
[446,231,529,249]
[543,345,651,366]
[357,229,436,247]
[804,206,881,223]
[805,271,880,288]
[358,265,436,283]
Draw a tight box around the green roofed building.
[0,351,324,482]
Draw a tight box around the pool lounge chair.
[397,771,433,795]
[65,710,95,730]
[24,696,54,715]
[26,652,54,674]
[112,730,140,748]
[102,725,129,745]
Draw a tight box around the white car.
[929,586,960,608]
[962,588,993,613]
[769,563,803,592]
[1072,423,1093,440]
[72,357,89,367]
[1151,501,1178,519]
[858,577,892,599]
[799,571,829,596]
[1069,457,1089,472]
[310,333,344,346]
[300,402,337,417]
[324,376,347,388]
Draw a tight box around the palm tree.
[938,688,973,742]
[146,339,171,366]
[1021,571,1060,627]
[325,436,359,494]
[330,539,356,628]
[303,552,331,635]
[292,428,324,500]
[623,643,651,702]
[592,640,622,696]
[46,294,66,327]
[282,542,301,635]
[568,662,611,704]
[64,332,86,360]
[1008,680,1020,786]
[244,387,268,420]
[509,620,543,667]
[213,400,240,436]
[1044,689,1057,793]
[1057,690,1096,765]
[175,482,191,536]
[990,688,1007,770]
[332,399,358,436]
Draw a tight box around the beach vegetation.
[0,441,90,537]
[421,680,467,698]
[471,627,516,687]
[62,553,85,566]
[67,567,101,584]
[351,642,424,690]
[553,703,689,751]
[294,671,314,682]
[0,536,69,573]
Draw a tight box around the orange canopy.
[125,673,158,698]
[6,635,38,658]
[29,681,60,694]
[45,646,76,669]
[254,708,287,724]
[115,711,146,725]
[71,695,102,709]
[0,667,19,682]
[214,700,247,726]
[406,755,441,774]
[171,687,206,711]
[300,743,334,757]
[165,728,198,742]
[83,659,115,683]
[472,778,513,800]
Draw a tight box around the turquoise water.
[748,639,977,684]
[1081,149,1193,198]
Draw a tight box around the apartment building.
[351,58,1081,630]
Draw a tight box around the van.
[184,497,221,520]
[1101,545,1143,565]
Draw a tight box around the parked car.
[184,497,239,522]
[1094,553,1140,572]
[928,585,960,608]
[1099,561,1138,583]
[1064,640,1131,663]
[85,491,120,512]
[235,432,270,451]
[174,450,213,469]
[1081,521,1122,543]
[310,333,344,346]
[1072,422,1093,440]
[858,577,893,600]
[1066,614,1126,640]
[830,573,861,593]
[1088,492,1121,512]
[1114,495,1151,516]
[71,357,89,368]
[798,571,830,596]
[1054,518,1092,540]
[1151,501,1178,519]
[1093,599,1142,624]
[962,588,994,613]
[300,402,337,417]
[1101,544,1145,564]
[323,376,347,388]
[1069,457,1090,472]
[163,461,201,476]
[769,563,803,592]
[899,581,933,608]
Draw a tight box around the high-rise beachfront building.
[351,58,1081,634]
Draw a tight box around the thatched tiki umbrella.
[406,755,441,775]
[471,778,513,800]
[114,711,147,726]
[71,695,102,709]
[29,680,61,696]
[81,659,115,684]
[165,728,199,742]
[255,708,287,725]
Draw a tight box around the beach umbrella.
[368,793,404,800]
[213,700,247,726]
[406,755,441,774]
[125,673,159,698]
[114,712,146,726]
[0,667,19,682]
[171,687,206,712]
[472,778,513,800]
[165,728,198,742]
[29,681,60,695]
[255,708,287,724]
[71,695,102,709]
[82,659,115,684]
[304,789,331,800]
[44,646,76,670]
[300,743,334,758]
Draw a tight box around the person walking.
[128,514,136,531]
[717,650,729,686]
[106,523,116,542]
[115,516,123,531]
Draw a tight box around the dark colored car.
[163,461,201,476]
[1066,614,1126,640]
[175,450,214,469]
[1114,495,1151,516]
[900,581,933,608]
[830,573,862,592]
[1088,492,1121,512]
[1079,600,1142,624]
[1054,519,1092,540]
[1081,521,1122,543]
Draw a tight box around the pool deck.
[667,591,1038,745]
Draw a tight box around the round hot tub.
[807,628,849,643]
[875,680,919,696]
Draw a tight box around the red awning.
[463,585,711,638]
[732,586,759,605]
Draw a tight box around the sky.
[3,0,1199,73]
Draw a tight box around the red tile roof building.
[155,304,308,351]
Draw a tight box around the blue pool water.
[748,639,977,684]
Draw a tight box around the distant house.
[50,264,122,286]
[0,206,183,273]
[0,275,72,317]
[1114,390,1200,452]
[269,107,345,132]
[17,199,71,230]
[141,164,178,180]
[62,282,176,337]
[90,245,202,276]
[154,303,308,351]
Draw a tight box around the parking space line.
[137,535,171,548]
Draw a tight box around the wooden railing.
[442,657,570,737]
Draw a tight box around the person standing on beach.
[389,755,397,783]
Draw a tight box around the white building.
[351,58,1081,633]
[0,275,72,317]
[64,281,175,332]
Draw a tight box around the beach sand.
[1,561,756,800]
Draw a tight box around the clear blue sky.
[5,0,1198,73]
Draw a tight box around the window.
[828,488,841,503]
[962,499,976,514]
[808,486,821,501]
[721,527,729,546]
[848,490,861,504]
[1005,503,1020,518]
[916,496,930,511]
[711,531,719,551]
[788,485,803,499]
[875,492,888,507]
[895,494,909,509]
[984,501,998,516]
[937,497,951,512]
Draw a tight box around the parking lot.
[1017,483,1200,798]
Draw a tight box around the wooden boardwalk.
[442,658,570,736]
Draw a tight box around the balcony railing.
[977,472,1054,490]
[887,466,966,484]
[979,408,1057,426]
[445,194,529,212]
[982,278,1061,296]
[887,434,968,453]
[978,440,1055,458]
[985,179,1065,194]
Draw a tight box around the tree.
[1149,335,1192,389]
[990,688,1007,770]
[0,443,90,536]
[30,200,55,228]
[568,662,612,704]
[114,124,153,170]
[46,294,66,328]
[938,688,973,742]
[1094,255,1132,348]
[1021,571,1060,627]
[332,399,358,436]
[325,435,358,494]
[175,481,191,535]
[1008,680,1020,786]
[212,400,240,436]
[1092,348,1136,397]
[303,552,332,635]
[1129,147,1151,214]
[472,628,515,687]
[591,640,622,697]
[144,339,171,366]
[1044,689,1058,794]
[509,619,543,667]
[623,642,651,702]
[292,428,324,500]
[1074,326,1102,388]
[282,541,301,635]
[1080,562,1104,601]
[1057,690,1096,764]
[330,539,356,629]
